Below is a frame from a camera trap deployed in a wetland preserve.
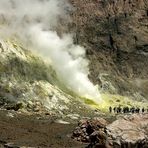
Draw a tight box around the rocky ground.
[0,109,147,148]
[72,113,148,148]
[0,109,88,148]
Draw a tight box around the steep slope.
[0,39,99,117]
[68,0,148,100]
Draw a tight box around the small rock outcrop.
[72,118,109,147]
[72,114,148,148]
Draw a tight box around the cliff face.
[68,0,148,99]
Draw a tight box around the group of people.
[109,106,148,114]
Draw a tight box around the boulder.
[73,114,148,148]
[107,114,148,148]
[72,118,108,145]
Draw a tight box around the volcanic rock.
[73,114,148,148]
[107,114,148,148]
[72,118,109,145]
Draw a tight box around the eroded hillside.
[0,40,99,117]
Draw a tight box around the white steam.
[0,0,102,103]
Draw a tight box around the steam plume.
[0,0,102,103]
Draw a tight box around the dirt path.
[0,110,87,148]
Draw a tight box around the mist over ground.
[0,0,102,103]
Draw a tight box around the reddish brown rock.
[73,114,148,148]
[72,118,109,146]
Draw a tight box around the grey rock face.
[107,114,148,148]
